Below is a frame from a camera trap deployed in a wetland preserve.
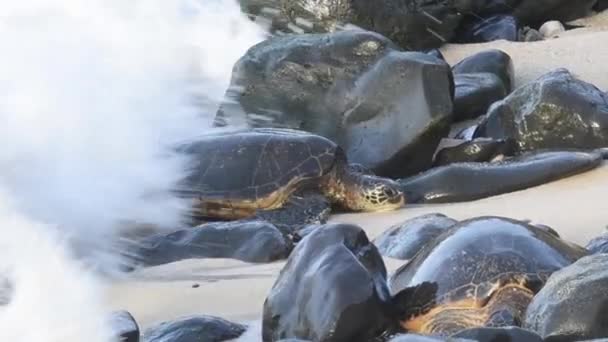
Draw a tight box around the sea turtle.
[172,128,404,230]
[390,216,588,337]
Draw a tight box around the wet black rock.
[131,220,291,267]
[466,0,595,26]
[110,310,139,342]
[452,49,514,94]
[216,30,453,178]
[269,0,466,50]
[596,1,608,12]
[452,326,543,342]
[586,233,608,254]
[373,213,458,260]
[399,150,602,204]
[475,68,608,152]
[262,223,393,341]
[453,72,508,122]
[143,315,246,342]
[524,254,608,340]
[453,14,519,44]
[433,138,516,166]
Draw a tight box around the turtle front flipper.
[253,191,331,235]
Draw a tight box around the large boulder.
[131,220,291,267]
[453,14,519,44]
[475,69,608,152]
[246,0,466,50]
[216,30,453,177]
[262,223,393,341]
[524,254,608,340]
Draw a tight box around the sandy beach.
[105,9,608,336]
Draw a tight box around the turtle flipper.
[253,192,331,235]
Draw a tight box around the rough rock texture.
[454,14,519,44]
[433,138,516,166]
[452,49,514,94]
[475,69,608,153]
[216,30,453,177]
[143,315,247,342]
[452,326,543,342]
[110,310,139,342]
[399,150,602,204]
[586,233,608,254]
[373,213,457,260]
[453,72,508,121]
[262,223,393,341]
[524,254,608,340]
[131,220,291,267]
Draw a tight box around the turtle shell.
[174,128,339,213]
[389,216,588,334]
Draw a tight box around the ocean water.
[0,1,265,340]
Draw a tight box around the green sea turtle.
[390,216,588,337]
[173,128,405,229]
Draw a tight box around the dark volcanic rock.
[216,30,453,177]
[262,223,393,341]
[132,220,290,267]
[399,150,602,204]
[586,233,608,254]
[475,68,608,152]
[271,0,465,50]
[110,310,139,342]
[433,137,516,166]
[452,326,543,342]
[143,315,246,342]
[467,0,595,26]
[452,49,514,94]
[524,254,608,340]
[596,1,608,12]
[373,213,458,260]
[454,14,519,44]
[453,72,508,121]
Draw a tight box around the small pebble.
[192,283,200,288]
[539,21,566,39]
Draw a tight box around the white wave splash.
[0,0,264,340]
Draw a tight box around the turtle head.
[351,175,405,212]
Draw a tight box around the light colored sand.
[106,12,608,335]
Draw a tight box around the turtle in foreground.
[173,128,405,230]
[390,216,588,337]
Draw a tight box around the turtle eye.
[385,188,396,197]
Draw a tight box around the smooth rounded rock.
[452,49,514,93]
[143,315,247,342]
[262,223,393,341]
[454,14,519,44]
[130,220,291,267]
[216,30,453,177]
[476,69,608,152]
[373,213,458,260]
[453,71,508,121]
[539,21,566,39]
[524,254,608,340]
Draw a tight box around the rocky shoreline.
[107,2,608,341]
